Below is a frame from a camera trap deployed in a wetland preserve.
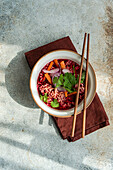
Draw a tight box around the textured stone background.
[0,0,113,170]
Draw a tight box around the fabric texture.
[25,36,110,142]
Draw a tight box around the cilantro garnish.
[51,99,59,108]
[64,72,77,86]
[40,95,43,101]
[53,74,63,87]
[64,87,74,93]
[53,77,58,84]
[53,71,85,93]
[81,71,86,83]
[73,65,75,77]
[40,93,48,103]
[63,72,77,92]
[77,71,86,84]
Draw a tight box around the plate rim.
[30,49,97,118]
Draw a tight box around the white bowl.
[30,50,96,117]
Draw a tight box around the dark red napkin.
[25,36,110,142]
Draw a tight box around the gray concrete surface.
[0,0,113,169]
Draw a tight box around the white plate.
[30,50,96,117]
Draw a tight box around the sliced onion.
[57,86,66,92]
[51,71,61,78]
[43,68,59,73]
[62,69,71,74]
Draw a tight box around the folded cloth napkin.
[25,36,110,142]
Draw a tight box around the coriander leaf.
[40,94,44,101]
[64,87,74,93]
[69,74,76,86]
[64,72,76,86]
[76,71,86,84]
[55,80,61,87]
[63,72,76,92]
[63,79,72,89]
[72,88,77,92]
[53,77,58,84]
[57,79,62,86]
[43,93,48,103]
[77,75,79,83]
[81,71,85,82]
[81,80,84,84]
[73,65,75,76]
[51,99,59,108]
[74,79,78,85]
[64,72,70,80]
[59,74,64,84]
[55,74,64,87]
[40,93,48,103]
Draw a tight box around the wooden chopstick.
[71,33,87,137]
[82,33,90,138]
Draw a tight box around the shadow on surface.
[5,50,38,108]
[39,110,45,125]
[0,121,61,138]
[0,157,38,170]
[0,122,98,170]
[39,110,53,126]
[5,51,58,128]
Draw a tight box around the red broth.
[37,59,85,110]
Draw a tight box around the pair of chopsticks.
[71,33,90,138]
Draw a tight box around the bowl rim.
[30,49,97,118]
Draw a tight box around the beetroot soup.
[37,59,85,110]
